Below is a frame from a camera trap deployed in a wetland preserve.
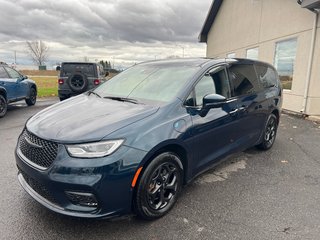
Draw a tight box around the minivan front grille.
[18,129,58,169]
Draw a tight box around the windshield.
[94,64,199,103]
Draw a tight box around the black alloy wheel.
[134,152,183,220]
[25,88,37,106]
[0,95,7,117]
[257,113,278,150]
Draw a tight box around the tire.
[0,95,7,118]
[256,113,278,150]
[134,152,184,220]
[67,73,88,94]
[25,88,37,106]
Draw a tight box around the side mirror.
[203,94,226,109]
[17,75,27,82]
[56,66,61,71]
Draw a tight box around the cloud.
[0,0,211,68]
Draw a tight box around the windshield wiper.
[103,96,139,104]
[88,90,101,98]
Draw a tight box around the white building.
[199,0,320,116]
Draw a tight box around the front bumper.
[15,143,147,218]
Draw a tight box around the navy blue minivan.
[16,58,282,220]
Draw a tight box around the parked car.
[0,64,37,117]
[57,62,107,101]
[15,58,282,220]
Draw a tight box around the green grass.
[37,87,58,97]
[30,76,58,97]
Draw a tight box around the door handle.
[229,109,238,116]
[238,107,246,111]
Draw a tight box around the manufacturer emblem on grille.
[25,137,43,149]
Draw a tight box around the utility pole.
[176,44,185,58]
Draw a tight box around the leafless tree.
[26,40,49,66]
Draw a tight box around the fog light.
[65,191,98,207]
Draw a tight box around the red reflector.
[94,79,100,85]
[58,79,64,84]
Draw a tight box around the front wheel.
[0,95,7,118]
[257,113,278,150]
[25,88,37,106]
[134,152,183,220]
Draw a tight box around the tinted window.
[61,63,95,77]
[228,64,259,96]
[255,65,278,89]
[0,67,9,78]
[4,67,21,79]
[187,67,230,107]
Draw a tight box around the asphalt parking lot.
[1,98,320,240]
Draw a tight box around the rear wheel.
[25,88,36,106]
[257,114,278,150]
[0,95,7,118]
[134,152,183,220]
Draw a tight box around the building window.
[274,38,297,90]
[227,53,236,58]
[246,48,259,60]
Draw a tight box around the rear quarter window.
[255,64,278,89]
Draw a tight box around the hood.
[26,94,159,143]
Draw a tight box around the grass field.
[21,70,117,97]
[30,76,58,97]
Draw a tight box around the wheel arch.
[271,108,280,124]
[0,87,7,100]
[139,141,190,184]
[131,141,190,214]
[30,83,37,93]
[131,140,191,202]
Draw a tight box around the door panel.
[190,99,240,174]
[186,66,241,175]
[4,67,28,99]
[228,64,266,149]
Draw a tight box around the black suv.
[58,62,107,101]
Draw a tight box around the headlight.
[66,140,124,158]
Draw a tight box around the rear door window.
[228,64,260,96]
[255,64,278,88]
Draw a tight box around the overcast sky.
[0,0,212,69]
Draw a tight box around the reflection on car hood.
[26,94,159,143]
